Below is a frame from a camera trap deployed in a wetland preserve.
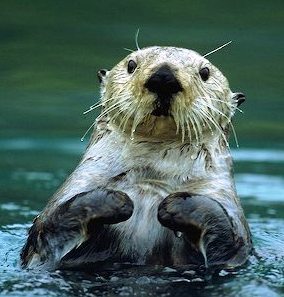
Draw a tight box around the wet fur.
[21,46,252,270]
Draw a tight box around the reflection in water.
[0,142,283,296]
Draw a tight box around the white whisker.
[98,102,123,120]
[196,103,229,147]
[203,41,232,58]
[122,106,136,133]
[197,106,213,133]
[81,121,96,142]
[111,104,128,124]
[83,97,115,115]
[124,48,134,52]
[186,120,192,143]
[229,121,239,148]
[191,110,203,143]
[199,100,239,147]
[98,96,131,119]
[135,29,140,50]
[188,114,199,144]
[83,103,103,115]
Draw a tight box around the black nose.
[145,65,182,98]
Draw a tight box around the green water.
[0,1,284,296]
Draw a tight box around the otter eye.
[127,60,137,74]
[199,67,210,81]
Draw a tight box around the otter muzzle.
[145,65,182,116]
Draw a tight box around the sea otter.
[21,45,252,271]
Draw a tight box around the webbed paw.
[158,192,251,269]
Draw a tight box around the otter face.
[99,46,244,143]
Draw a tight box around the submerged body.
[21,46,252,270]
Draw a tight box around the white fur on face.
[100,46,236,144]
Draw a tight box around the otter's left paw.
[158,192,251,268]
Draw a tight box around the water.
[0,139,283,296]
[1,0,284,295]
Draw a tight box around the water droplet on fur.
[174,231,182,238]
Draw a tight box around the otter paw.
[158,192,228,232]
[158,192,249,268]
[21,189,134,268]
[57,188,134,226]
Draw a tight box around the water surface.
[0,0,283,296]
[0,140,283,296]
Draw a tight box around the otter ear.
[233,92,246,107]
[97,69,109,84]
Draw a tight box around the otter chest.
[111,170,176,263]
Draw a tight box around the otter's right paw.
[60,188,134,226]
[21,189,133,268]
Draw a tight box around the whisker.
[135,28,141,50]
[124,48,134,52]
[196,106,213,133]
[194,106,214,136]
[83,97,115,115]
[181,116,186,143]
[117,101,136,132]
[188,113,199,144]
[81,121,96,142]
[82,99,128,142]
[195,103,229,147]
[110,101,131,124]
[176,103,186,142]
[203,41,232,58]
[83,102,103,115]
[203,97,234,106]
[199,100,239,147]
[122,106,136,134]
[174,112,180,135]
[130,108,142,138]
[236,107,244,114]
[191,110,203,143]
[199,96,244,114]
[98,96,130,119]
[173,104,182,135]
[186,120,192,143]
[98,102,122,119]
[229,121,239,148]
[200,101,227,119]
[199,108,228,146]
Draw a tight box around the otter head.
[98,46,245,143]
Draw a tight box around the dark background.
[1,0,283,145]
